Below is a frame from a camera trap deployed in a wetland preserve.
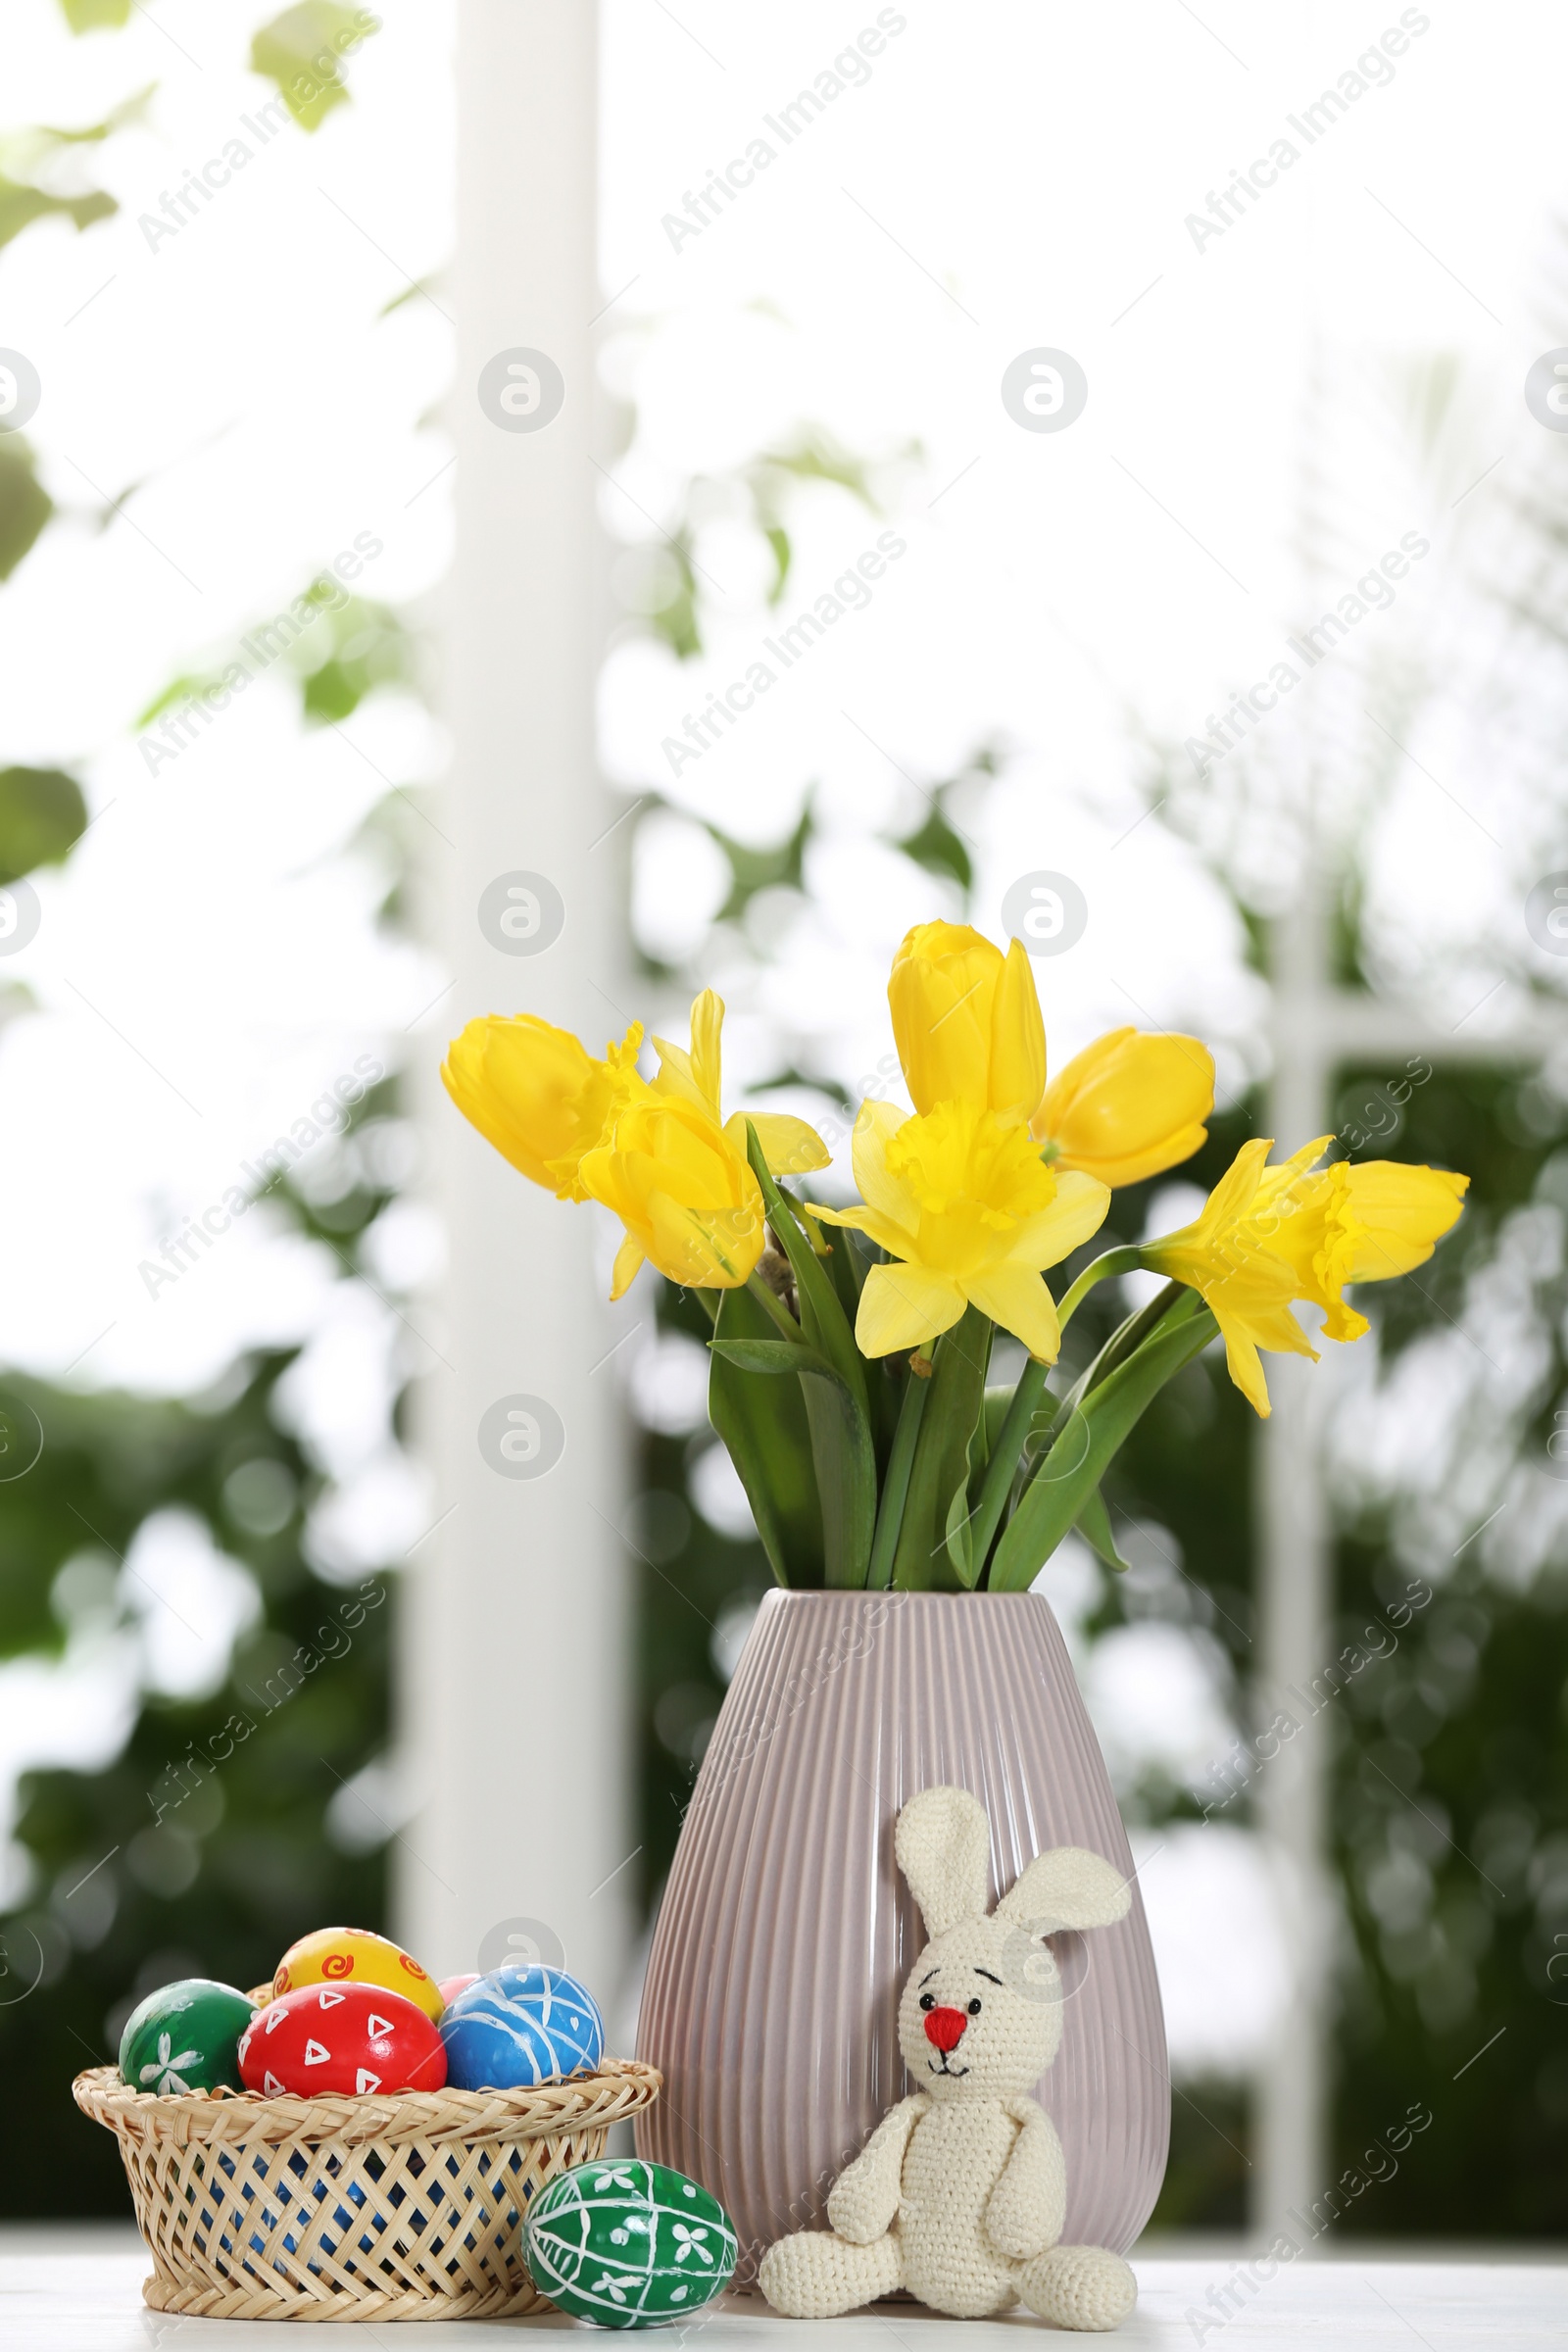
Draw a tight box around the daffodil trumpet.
[444,925,1468,1592]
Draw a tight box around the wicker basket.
[74,2054,662,2322]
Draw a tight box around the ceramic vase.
[635,1590,1168,2276]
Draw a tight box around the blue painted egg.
[440,1963,604,2090]
[525,2159,737,2328]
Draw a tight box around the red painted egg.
[439,1973,479,2007]
[238,1982,447,2097]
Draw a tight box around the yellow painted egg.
[270,1927,443,2023]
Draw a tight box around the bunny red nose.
[923,2005,968,2053]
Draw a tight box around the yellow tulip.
[441,1014,647,1201]
[1145,1135,1469,1414]
[808,1098,1108,1360]
[1035,1027,1214,1188]
[578,1096,767,1300]
[652,987,830,1177]
[888,922,1047,1122]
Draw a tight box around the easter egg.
[119,1979,258,2095]
[270,1926,443,2023]
[238,1982,447,2097]
[524,2159,737,2328]
[441,1964,603,2091]
[438,1973,479,2007]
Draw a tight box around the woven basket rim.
[73,2055,661,2149]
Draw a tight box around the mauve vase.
[634,1590,1169,2277]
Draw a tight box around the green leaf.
[762,521,791,604]
[748,431,886,519]
[707,1285,822,1588]
[646,539,700,660]
[710,798,814,923]
[294,598,418,721]
[379,273,443,319]
[23,86,157,148]
[57,0,132,30]
[983,1384,1016,1453]
[816,1227,906,1467]
[0,768,87,886]
[891,1307,992,1591]
[989,1308,1218,1592]
[709,1337,824,1377]
[250,2,379,133]
[135,669,225,728]
[894,795,972,894]
[866,1367,926,1588]
[794,1354,877,1590]
[1075,1486,1131,1574]
[743,1129,868,1422]
[136,590,416,736]
[0,441,53,583]
[0,174,116,255]
[744,1127,875,1586]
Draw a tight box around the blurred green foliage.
[250,2,379,133]
[0,766,86,885]
[0,21,410,2212]
[137,590,421,733]
[0,81,160,246]
[0,1089,403,2215]
[1328,1065,1568,2237]
[58,0,132,30]
[0,441,53,582]
[0,172,115,249]
[626,428,912,662]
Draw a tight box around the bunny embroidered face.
[893,1786,1131,2104]
[897,1916,1065,2097]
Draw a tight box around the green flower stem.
[965,1359,1048,1580]
[745,1270,804,1344]
[865,1367,928,1590]
[968,1269,1196,1580]
[1008,1279,1200,1520]
[1082,1278,1194,1395]
[964,1248,1139,1577]
[1054,1246,1144,1336]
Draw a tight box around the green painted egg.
[119,1978,258,2095]
[524,2159,737,2328]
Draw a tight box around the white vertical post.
[1255,876,1333,2233]
[397,0,630,2006]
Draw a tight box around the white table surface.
[0,2234,1561,2350]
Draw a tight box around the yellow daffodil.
[652,988,830,1177]
[1142,1138,1314,1415]
[441,1014,647,1200]
[1250,1148,1469,1344]
[808,1098,1109,1360]
[888,922,1047,1123]
[1034,1026,1215,1188]
[1144,1135,1469,1415]
[579,1096,767,1300]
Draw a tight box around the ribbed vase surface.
[635,1591,1168,2275]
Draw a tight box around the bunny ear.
[994,1846,1131,1936]
[895,1787,992,1936]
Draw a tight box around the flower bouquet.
[444,921,1467,1592]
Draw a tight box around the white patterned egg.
[440,1963,603,2090]
[524,2159,737,2328]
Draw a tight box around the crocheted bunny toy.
[759,1786,1138,2332]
